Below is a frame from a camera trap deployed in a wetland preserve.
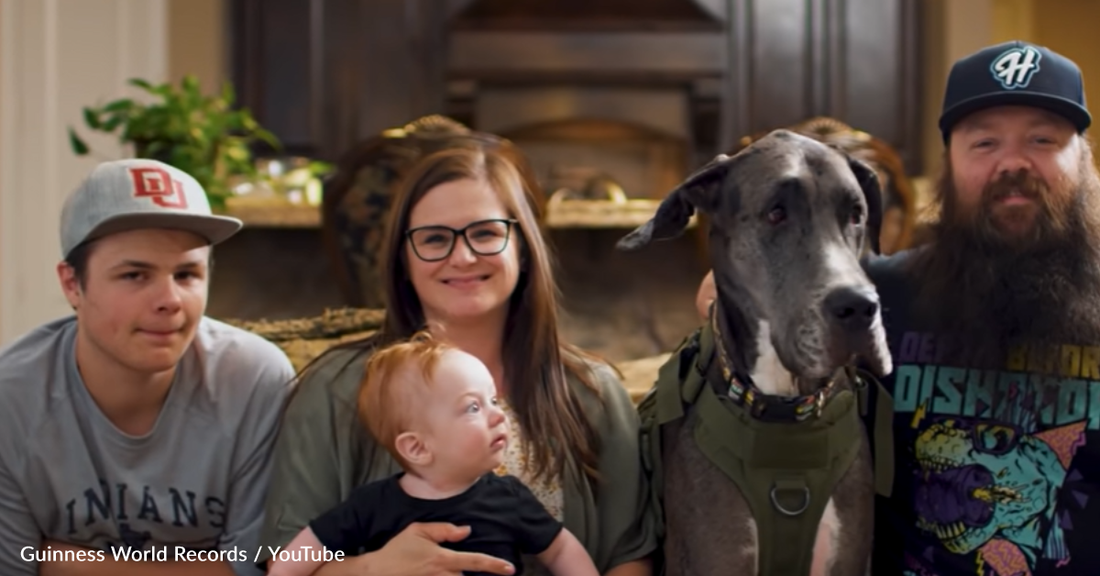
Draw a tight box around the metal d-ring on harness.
[771,483,811,516]
[638,304,895,576]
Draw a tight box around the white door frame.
[0,0,167,346]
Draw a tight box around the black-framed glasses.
[406,218,519,262]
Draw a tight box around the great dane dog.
[618,129,893,576]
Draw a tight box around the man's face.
[58,229,211,376]
[948,105,1082,240]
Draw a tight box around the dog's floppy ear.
[847,155,884,255]
[616,154,733,251]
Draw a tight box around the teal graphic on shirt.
[893,332,1089,576]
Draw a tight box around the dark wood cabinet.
[229,0,922,172]
[722,0,922,170]
[229,0,449,162]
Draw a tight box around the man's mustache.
[981,170,1047,204]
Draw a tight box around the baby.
[268,332,598,576]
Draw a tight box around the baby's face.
[421,350,510,480]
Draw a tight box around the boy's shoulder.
[191,317,295,393]
[194,316,294,369]
[0,315,75,372]
[0,316,76,448]
[0,316,77,418]
[169,317,298,425]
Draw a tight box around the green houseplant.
[68,75,280,210]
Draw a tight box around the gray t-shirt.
[0,315,295,576]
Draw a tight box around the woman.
[258,146,657,576]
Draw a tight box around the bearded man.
[694,41,1100,575]
[863,40,1100,576]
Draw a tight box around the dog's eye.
[849,206,864,225]
[767,206,787,225]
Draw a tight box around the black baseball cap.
[939,40,1091,143]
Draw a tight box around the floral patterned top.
[493,399,565,522]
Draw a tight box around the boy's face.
[57,228,210,376]
[418,350,510,480]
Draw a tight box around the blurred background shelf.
[544,199,697,229]
[219,201,321,228]
[216,198,700,230]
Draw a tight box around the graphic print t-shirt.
[866,251,1100,576]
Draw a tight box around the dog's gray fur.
[618,129,894,575]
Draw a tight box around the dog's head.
[618,129,892,378]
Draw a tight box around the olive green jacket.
[257,347,658,573]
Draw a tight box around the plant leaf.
[220,81,236,105]
[103,99,135,113]
[82,108,102,130]
[183,75,200,96]
[128,78,155,92]
[68,128,90,155]
[102,115,126,132]
[255,127,281,150]
[309,161,335,176]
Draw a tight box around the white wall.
[0,0,167,346]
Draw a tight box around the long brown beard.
[909,143,1100,369]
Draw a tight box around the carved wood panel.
[722,0,922,171]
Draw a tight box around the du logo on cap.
[990,45,1042,90]
[130,166,189,209]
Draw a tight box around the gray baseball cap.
[60,159,243,258]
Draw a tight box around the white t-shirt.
[0,315,295,576]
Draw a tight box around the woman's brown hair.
[309,144,604,486]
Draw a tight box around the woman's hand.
[316,522,515,576]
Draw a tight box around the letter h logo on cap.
[990,45,1042,90]
[130,166,188,209]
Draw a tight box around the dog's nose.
[824,286,879,332]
